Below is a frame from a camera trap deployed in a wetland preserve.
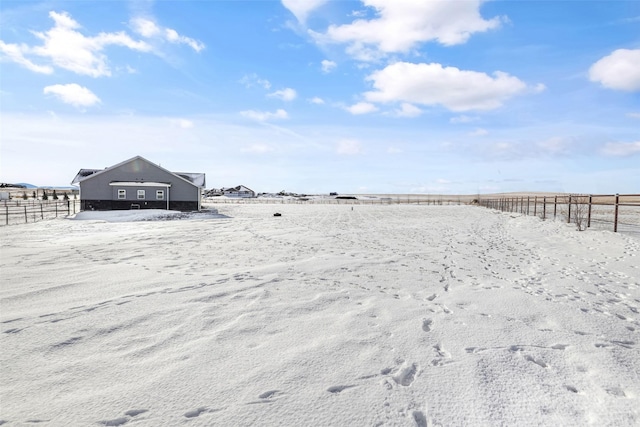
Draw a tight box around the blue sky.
[1,0,638,194]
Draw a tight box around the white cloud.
[131,18,204,52]
[321,59,337,73]
[240,109,289,122]
[0,11,152,77]
[537,136,573,154]
[0,11,205,78]
[469,128,488,136]
[165,28,205,52]
[240,73,271,89]
[589,49,640,91]
[602,141,640,156]
[35,11,151,77]
[43,83,100,107]
[364,62,530,112]
[450,115,478,124]
[268,88,297,101]
[393,103,422,117]
[309,97,325,104]
[130,18,161,38]
[131,17,205,52]
[346,102,378,115]
[315,0,503,60]
[169,118,194,129]
[281,0,328,23]
[0,41,54,74]
[627,112,640,119]
[336,139,362,155]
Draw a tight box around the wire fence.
[205,195,468,205]
[477,194,640,236]
[1,199,81,226]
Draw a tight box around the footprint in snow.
[99,418,128,426]
[184,407,208,418]
[327,385,356,394]
[258,390,283,399]
[393,363,418,387]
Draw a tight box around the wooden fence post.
[554,195,557,220]
[534,196,537,217]
[614,194,619,232]
[24,206,28,223]
[543,197,546,220]
[567,195,572,224]
[5,206,8,225]
[587,195,592,228]
[527,196,530,215]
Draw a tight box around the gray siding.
[79,158,200,210]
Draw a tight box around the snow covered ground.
[1,204,638,426]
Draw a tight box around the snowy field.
[1,204,639,426]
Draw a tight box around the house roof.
[222,185,254,192]
[175,172,206,187]
[71,156,205,188]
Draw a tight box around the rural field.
[1,203,639,426]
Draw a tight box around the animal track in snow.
[99,409,148,426]
[606,387,627,397]
[413,410,428,427]
[184,407,208,418]
[99,418,129,426]
[393,363,419,387]
[524,355,548,368]
[258,390,282,399]
[124,409,148,417]
[422,318,433,332]
[327,385,356,394]
[565,385,579,393]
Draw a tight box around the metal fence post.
[614,194,619,232]
[534,196,537,217]
[587,195,592,228]
[542,197,546,220]
[567,195,572,224]
[554,195,557,220]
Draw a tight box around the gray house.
[71,156,205,211]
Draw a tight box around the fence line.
[1,200,80,226]
[477,194,640,234]
[205,196,466,205]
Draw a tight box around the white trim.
[109,182,171,187]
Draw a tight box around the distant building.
[71,156,205,211]
[221,185,256,198]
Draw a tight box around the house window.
[156,190,164,200]
[118,189,126,199]
[137,190,146,199]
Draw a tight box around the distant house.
[221,185,255,198]
[71,156,205,211]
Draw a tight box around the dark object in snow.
[336,196,357,200]
[274,213,282,217]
